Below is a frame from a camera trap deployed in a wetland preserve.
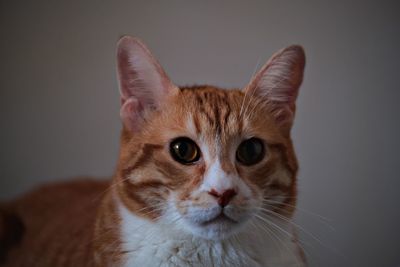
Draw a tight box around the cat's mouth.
[180,206,248,240]
[199,212,237,226]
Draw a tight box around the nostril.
[208,189,220,198]
[218,189,237,207]
[208,189,237,207]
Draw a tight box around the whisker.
[254,214,293,239]
[259,210,343,262]
[91,175,134,202]
[240,56,262,118]
[262,198,333,225]
[240,84,259,121]
[258,207,317,248]
[250,220,281,253]
[253,214,300,261]
[257,208,317,265]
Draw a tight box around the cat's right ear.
[117,36,178,132]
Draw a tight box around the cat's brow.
[189,88,239,136]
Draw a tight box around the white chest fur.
[118,203,305,267]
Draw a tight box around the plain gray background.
[1,1,399,266]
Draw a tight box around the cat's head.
[114,36,305,240]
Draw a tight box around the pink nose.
[208,189,237,207]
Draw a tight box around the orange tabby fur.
[0,37,305,266]
[1,180,108,266]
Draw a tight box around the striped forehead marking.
[180,87,243,137]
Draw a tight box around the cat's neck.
[94,189,305,267]
[93,190,125,266]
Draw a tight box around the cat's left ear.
[245,45,305,133]
[117,36,178,132]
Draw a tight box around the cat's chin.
[182,212,246,240]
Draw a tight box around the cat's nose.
[208,188,237,207]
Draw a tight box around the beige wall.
[1,1,400,266]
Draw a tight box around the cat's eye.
[236,138,265,165]
[170,137,201,164]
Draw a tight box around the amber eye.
[170,137,200,164]
[236,138,265,165]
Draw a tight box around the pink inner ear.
[118,50,135,103]
[117,37,171,106]
[245,45,305,128]
[120,97,144,132]
[271,105,294,125]
[116,36,179,133]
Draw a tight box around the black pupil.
[170,138,199,164]
[176,142,189,157]
[237,138,264,165]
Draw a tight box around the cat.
[0,36,306,267]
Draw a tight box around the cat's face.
[114,37,304,240]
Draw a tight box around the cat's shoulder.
[0,178,109,266]
[8,178,109,208]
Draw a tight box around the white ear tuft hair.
[116,36,177,132]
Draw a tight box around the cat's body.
[1,180,108,267]
[1,37,306,266]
